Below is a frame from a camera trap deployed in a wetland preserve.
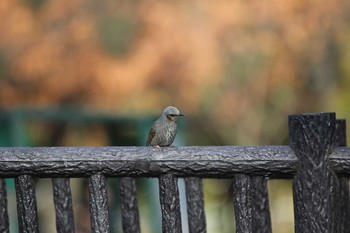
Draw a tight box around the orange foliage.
[0,0,349,130]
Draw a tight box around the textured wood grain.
[233,174,253,233]
[88,174,110,233]
[159,174,182,233]
[184,177,206,233]
[329,147,350,174]
[0,111,348,233]
[0,178,9,233]
[289,112,340,233]
[233,175,272,233]
[119,177,141,233]
[15,175,39,233]
[251,176,271,233]
[336,119,350,233]
[52,178,75,233]
[0,146,298,178]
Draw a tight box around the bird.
[146,106,184,147]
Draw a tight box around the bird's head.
[162,106,184,121]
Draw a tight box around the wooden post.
[289,112,340,233]
[233,174,253,233]
[88,174,110,233]
[159,174,182,233]
[52,178,75,233]
[251,176,271,233]
[184,177,206,233]
[336,119,350,233]
[15,175,39,233]
[0,179,9,233]
[119,177,141,233]
[233,175,271,233]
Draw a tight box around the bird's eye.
[166,114,176,121]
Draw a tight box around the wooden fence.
[0,112,350,233]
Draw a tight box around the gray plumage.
[146,106,184,147]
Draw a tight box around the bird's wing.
[146,126,156,146]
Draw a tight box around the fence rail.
[0,146,350,177]
[0,146,299,178]
[0,112,349,233]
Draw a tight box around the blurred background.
[1,0,350,232]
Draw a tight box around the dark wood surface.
[119,177,141,233]
[0,146,298,178]
[159,174,182,233]
[88,174,110,233]
[289,112,340,233]
[0,112,349,233]
[52,178,75,233]
[0,178,9,233]
[15,175,39,233]
[184,177,206,233]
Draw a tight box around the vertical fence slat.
[88,174,110,233]
[15,175,39,233]
[0,178,9,233]
[252,176,272,233]
[233,175,272,233]
[52,178,75,233]
[119,177,141,233]
[336,119,350,233]
[289,112,340,233]
[184,177,206,233]
[159,174,182,233]
[339,176,349,233]
[336,119,347,146]
[233,174,253,233]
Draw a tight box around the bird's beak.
[178,113,184,117]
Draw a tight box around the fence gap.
[119,177,141,233]
[88,174,110,233]
[15,175,39,233]
[52,178,75,233]
[159,174,182,233]
[184,177,206,233]
[289,112,340,233]
[0,178,9,233]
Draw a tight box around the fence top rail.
[0,146,349,178]
[0,146,296,178]
[329,147,350,176]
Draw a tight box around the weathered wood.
[336,119,350,233]
[88,174,110,233]
[119,177,141,233]
[329,147,350,174]
[336,119,347,146]
[2,146,350,178]
[159,174,182,233]
[15,175,39,233]
[251,176,271,233]
[0,178,9,233]
[184,177,206,233]
[0,113,348,233]
[233,174,253,233]
[233,175,272,233]
[0,146,298,178]
[339,177,350,233]
[52,178,75,233]
[289,112,340,233]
